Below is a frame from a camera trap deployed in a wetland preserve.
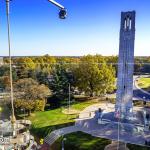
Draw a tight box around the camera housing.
[59,9,67,19]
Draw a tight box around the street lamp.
[5,0,16,125]
[62,137,67,150]
[48,0,67,19]
[5,0,67,124]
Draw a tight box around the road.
[133,76,150,101]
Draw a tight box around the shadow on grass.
[51,131,111,150]
[30,122,75,140]
[51,131,150,150]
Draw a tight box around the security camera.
[59,9,67,19]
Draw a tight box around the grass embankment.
[137,77,150,92]
[51,132,149,150]
[28,99,99,139]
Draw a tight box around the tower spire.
[115,11,136,119]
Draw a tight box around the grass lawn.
[137,77,150,92]
[51,132,111,150]
[72,99,99,110]
[28,99,99,139]
[51,132,149,150]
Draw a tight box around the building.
[115,11,136,119]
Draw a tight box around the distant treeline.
[3,55,150,74]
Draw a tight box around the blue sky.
[0,0,150,56]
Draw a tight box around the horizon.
[1,55,150,57]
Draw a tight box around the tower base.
[115,104,133,120]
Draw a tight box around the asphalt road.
[133,76,150,101]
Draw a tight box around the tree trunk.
[28,110,31,116]
[90,91,94,97]
[89,82,94,97]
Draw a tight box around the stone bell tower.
[115,11,136,119]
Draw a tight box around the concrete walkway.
[75,103,150,147]
[44,126,80,146]
[43,102,149,148]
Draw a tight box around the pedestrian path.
[43,102,149,148]
[44,126,80,145]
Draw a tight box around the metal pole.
[24,108,25,120]
[62,138,64,150]
[68,83,71,112]
[48,0,65,9]
[62,137,66,150]
[117,116,120,150]
[6,0,16,124]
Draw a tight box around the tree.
[34,55,56,74]
[15,57,36,79]
[0,65,18,90]
[36,71,49,86]
[48,64,74,107]
[14,78,50,115]
[0,76,10,91]
[74,55,115,97]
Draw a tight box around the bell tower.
[115,11,136,119]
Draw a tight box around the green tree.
[0,76,10,91]
[0,65,18,91]
[14,78,50,115]
[48,64,74,107]
[34,55,56,74]
[74,55,115,97]
[16,57,36,79]
[36,71,49,86]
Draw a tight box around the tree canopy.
[13,78,50,114]
[74,55,115,96]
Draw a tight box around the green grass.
[137,77,150,91]
[51,132,111,150]
[29,108,77,139]
[28,100,99,139]
[52,132,150,150]
[128,144,150,150]
[72,99,99,110]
